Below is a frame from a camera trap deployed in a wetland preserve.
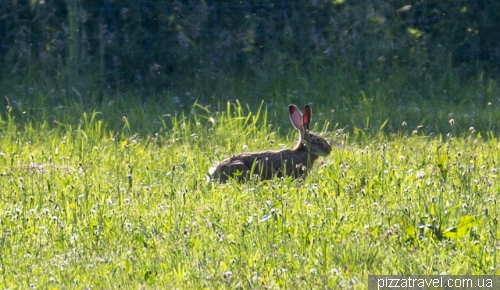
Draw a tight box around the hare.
[210,104,332,182]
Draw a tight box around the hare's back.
[211,149,312,181]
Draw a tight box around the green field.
[0,88,499,288]
[2,1,500,288]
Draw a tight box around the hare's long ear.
[289,104,303,131]
[303,105,311,130]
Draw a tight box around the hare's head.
[289,104,332,157]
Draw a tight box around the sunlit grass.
[0,96,498,289]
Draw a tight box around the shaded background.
[1,0,499,106]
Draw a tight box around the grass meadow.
[1,69,500,289]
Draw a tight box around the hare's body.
[211,148,319,182]
[210,104,332,182]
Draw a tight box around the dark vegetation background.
[1,0,499,133]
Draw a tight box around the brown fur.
[210,104,332,182]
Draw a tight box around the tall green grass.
[0,90,498,288]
